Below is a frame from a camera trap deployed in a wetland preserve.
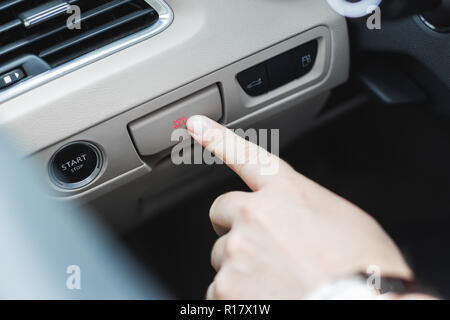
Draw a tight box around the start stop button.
[49,141,103,189]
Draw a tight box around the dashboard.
[0,0,349,229]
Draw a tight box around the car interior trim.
[0,0,174,105]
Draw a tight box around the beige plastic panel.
[0,0,348,155]
[129,85,222,156]
[8,0,349,203]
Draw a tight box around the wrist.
[305,274,386,300]
[305,272,434,300]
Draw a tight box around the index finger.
[186,115,290,191]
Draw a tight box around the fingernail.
[187,115,211,138]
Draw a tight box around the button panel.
[0,68,26,89]
[129,85,223,156]
[236,40,318,96]
[266,51,296,90]
[293,40,318,78]
[236,64,269,96]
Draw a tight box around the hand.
[186,115,413,300]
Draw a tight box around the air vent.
[0,0,160,67]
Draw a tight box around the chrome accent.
[22,1,71,28]
[418,14,450,33]
[49,141,103,190]
[0,0,173,104]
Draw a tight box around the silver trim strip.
[48,141,103,190]
[0,0,173,104]
[418,14,450,33]
[22,1,71,28]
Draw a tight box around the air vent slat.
[0,18,21,34]
[0,0,160,68]
[0,39,29,57]
[85,0,133,18]
[0,0,25,12]
[39,8,153,59]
